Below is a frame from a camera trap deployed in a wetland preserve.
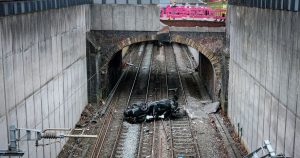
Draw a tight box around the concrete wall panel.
[48,80,54,115]
[228,5,299,156]
[34,91,42,127]
[266,10,273,92]
[276,103,286,153]
[91,4,102,30]
[113,5,125,30]
[11,16,22,55]
[16,101,27,132]
[32,44,41,91]
[0,5,88,156]
[1,18,13,56]
[128,0,138,4]
[21,15,30,51]
[0,117,8,149]
[279,11,292,107]
[124,5,136,30]
[101,5,113,30]
[263,91,271,140]
[52,37,58,77]
[0,57,6,117]
[48,112,56,157]
[257,87,265,147]
[136,6,146,31]
[39,41,47,86]
[251,83,259,150]
[8,109,18,131]
[142,0,151,4]
[41,86,49,121]
[294,118,300,158]
[284,110,295,157]
[23,48,33,98]
[26,96,35,128]
[272,11,280,98]
[13,51,25,106]
[3,54,16,110]
[106,0,115,4]
[116,0,127,4]
[91,4,160,31]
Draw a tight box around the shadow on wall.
[199,53,215,100]
[107,51,123,95]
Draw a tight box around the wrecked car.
[124,96,179,123]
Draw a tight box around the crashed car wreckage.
[124,95,180,123]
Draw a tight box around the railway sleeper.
[174,153,197,157]
[174,142,194,146]
[174,149,196,153]
[172,135,192,138]
[172,121,189,123]
[173,139,193,143]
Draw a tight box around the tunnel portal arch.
[108,34,222,100]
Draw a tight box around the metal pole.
[9,125,17,151]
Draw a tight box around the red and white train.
[160,5,226,21]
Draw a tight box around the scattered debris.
[203,102,220,114]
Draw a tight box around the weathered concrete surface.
[0,5,89,158]
[228,5,300,157]
[90,4,160,31]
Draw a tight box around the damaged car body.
[124,96,179,123]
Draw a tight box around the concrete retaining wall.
[90,4,160,31]
[0,5,89,158]
[228,5,300,157]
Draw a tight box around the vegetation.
[207,0,228,9]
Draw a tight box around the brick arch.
[170,34,222,100]
[109,34,221,100]
[113,34,158,59]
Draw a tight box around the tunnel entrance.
[199,51,215,100]
[107,51,122,94]
[105,42,216,102]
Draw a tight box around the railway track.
[90,42,235,158]
[164,44,201,158]
[174,43,240,158]
[112,43,154,158]
[136,44,164,158]
[89,43,146,158]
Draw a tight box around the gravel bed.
[121,122,140,158]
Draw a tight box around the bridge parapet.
[93,0,159,4]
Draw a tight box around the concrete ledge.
[0,0,92,17]
[228,0,300,11]
[169,26,226,32]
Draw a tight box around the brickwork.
[87,30,226,101]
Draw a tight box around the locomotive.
[123,96,179,123]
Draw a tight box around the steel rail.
[136,43,154,158]
[91,43,141,158]
[151,69,160,158]
[157,45,168,158]
[109,43,151,158]
[89,44,140,158]
[164,45,174,158]
[172,44,201,158]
